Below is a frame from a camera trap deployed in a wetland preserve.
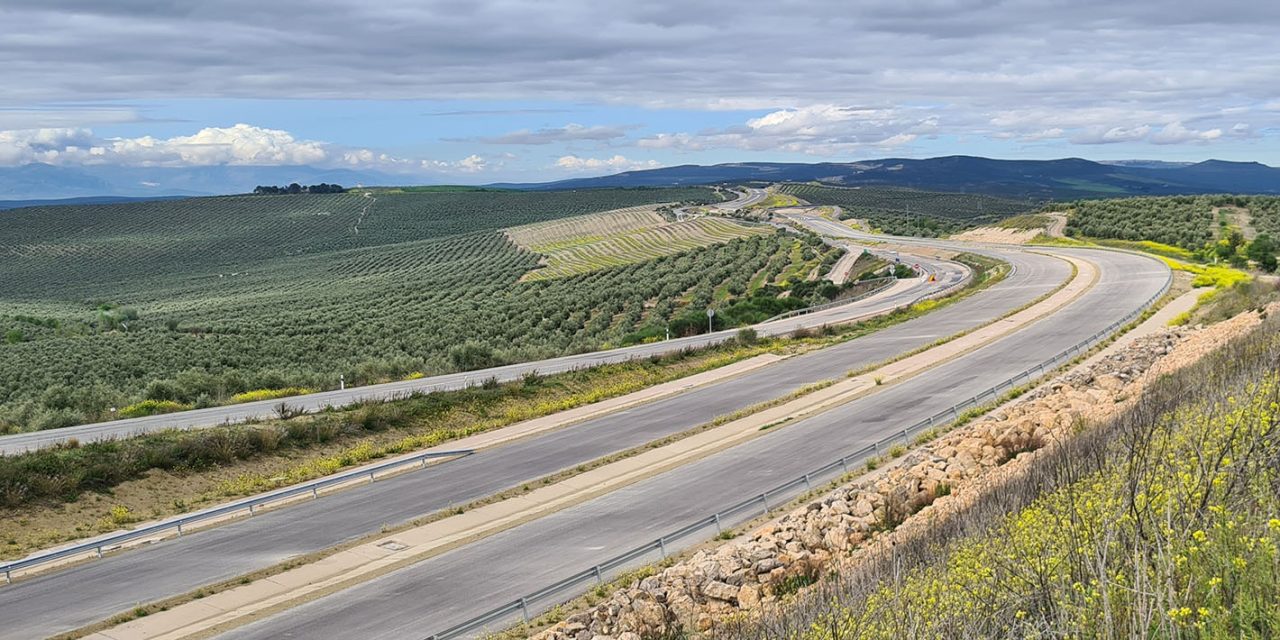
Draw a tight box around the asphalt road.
[0,246,956,456]
[0,249,1062,639]
[218,247,1168,640]
[713,187,767,211]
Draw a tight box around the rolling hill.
[493,156,1280,200]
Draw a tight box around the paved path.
[0,248,1059,639]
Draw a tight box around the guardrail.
[424,268,1171,640]
[1,448,475,583]
[763,276,896,323]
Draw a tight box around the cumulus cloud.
[0,124,330,167]
[639,105,935,156]
[1149,122,1223,145]
[555,155,661,172]
[1068,121,1231,146]
[464,123,631,145]
[0,124,497,174]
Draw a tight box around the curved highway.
[0,240,957,455]
[216,247,1168,640]
[0,247,1064,639]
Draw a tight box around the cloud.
[1071,125,1154,145]
[0,1,1275,162]
[0,123,495,174]
[423,108,571,117]
[0,124,330,166]
[464,123,632,145]
[1069,121,1230,145]
[1149,122,1222,145]
[639,104,934,155]
[555,154,661,172]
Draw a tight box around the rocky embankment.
[532,307,1269,640]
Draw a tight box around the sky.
[1,0,1278,183]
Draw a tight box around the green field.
[507,208,771,280]
[0,187,839,433]
[1063,195,1221,249]
[1062,195,1280,271]
[779,184,1033,237]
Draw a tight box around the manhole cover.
[378,540,408,551]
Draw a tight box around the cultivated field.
[780,184,1033,237]
[1064,194,1280,250]
[0,188,844,433]
[507,207,771,280]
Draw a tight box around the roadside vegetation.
[723,311,1280,640]
[779,184,1034,237]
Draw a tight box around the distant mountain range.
[1,156,1277,204]
[0,163,412,201]
[493,156,1280,201]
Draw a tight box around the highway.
[0,242,954,455]
[217,247,1168,640]
[0,248,1063,639]
[713,186,767,211]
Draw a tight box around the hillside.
[506,207,771,280]
[780,184,1033,236]
[1061,195,1280,269]
[495,156,1280,200]
[1,187,833,432]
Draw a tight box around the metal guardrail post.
[658,538,667,558]
[519,598,531,622]
[593,566,604,585]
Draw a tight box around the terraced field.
[508,208,771,280]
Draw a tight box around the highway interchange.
[0,210,1171,640]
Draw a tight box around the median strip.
[86,253,1097,640]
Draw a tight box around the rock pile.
[531,318,1253,640]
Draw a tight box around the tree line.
[252,183,347,195]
